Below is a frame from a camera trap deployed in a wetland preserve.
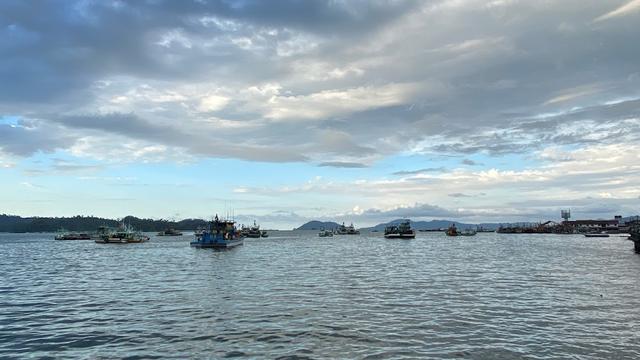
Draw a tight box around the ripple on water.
[1,232,640,359]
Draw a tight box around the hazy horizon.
[2,1,640,229]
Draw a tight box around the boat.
[261,230,268,238]
[384,220,415,239]
[445,224,476,236]
[95,224,149,244]
[247,221,262,238]
[54,228,91,240]
[91,225,113,240]
[157,228,183,236]
[334,222,360,235]
[190,215,243,249]
[628,223,640,253]
[584,233,609,238]
[445,224,459,236]
[318,229,333,237]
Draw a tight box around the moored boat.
[629,223,640,253]
[95,223,149,244]
[54,229,92,240]
[191,215,243,249]
[445,224,476,236]
[335,222,360,235]
[445,224,459,236]
[384,220,415,239]
[157,228,183,236]
[318,229,333,237]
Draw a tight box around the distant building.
[562,218,620,231]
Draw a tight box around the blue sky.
[1,0,640,228]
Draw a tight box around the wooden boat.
[191,215,243,249]
[445,224,477,237]
[384,220,416,239]
[157,228,183,236]
[95,224,149,244]
[335,222,360,235]
[54,230,91,240]
[318,229,333,237]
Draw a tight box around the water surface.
[1,232,639,359]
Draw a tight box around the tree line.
[0,214,208,233]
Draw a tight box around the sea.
[1,231,639,359]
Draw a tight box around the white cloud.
[594,0,640,22]
[197,94,230,112]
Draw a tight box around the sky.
[1,0,640,229]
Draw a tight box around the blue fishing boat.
[190,215,244,249]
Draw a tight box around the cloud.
[448,193,472,198]
[594,0,640,22]
[392,167,446,175]
[318,161,368,168]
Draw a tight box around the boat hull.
[95,236,149,244]
[191,230,244,249]
[585,234,609,238]
[190,238,243,249]
[384,233,415,239]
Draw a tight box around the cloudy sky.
[1,0,639,228]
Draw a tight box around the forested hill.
[0,214,208,233]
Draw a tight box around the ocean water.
[1,231,639,359]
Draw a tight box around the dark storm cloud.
[1,0,640,164]
[0,121,73,156]
[0,0,418,103]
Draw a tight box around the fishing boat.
[190,215,243,249]
[261,230,269,238]
[54,228,91,240]
[629,223,640,253]
[242,221,262,238]
[445,224,459,236]
[95,224,149,244]
[318,229,333,237]
[157,228,183,236]
[384,220,415,239]
[445,224,477,236]
[335,222,360,235]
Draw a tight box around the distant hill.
[362,219,501,231]
[295,221,341,230]
[0,214,208,233]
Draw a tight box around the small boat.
[190,215,243,249]
[318,229,333,237]
[261,230,269,238]
[54,229,92,240]
[157,228,183,236]
[335,222,360,235]
[630,224,640,253]
[445,224,476,236]
[445,224,459,236]
[95,224,149,244]
[585,233,610,238]
[384,220,415,239]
